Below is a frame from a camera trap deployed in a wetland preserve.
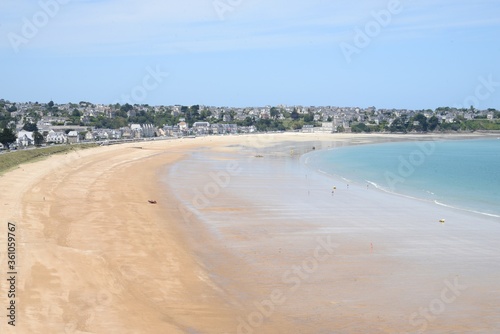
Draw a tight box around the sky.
[1,0,499,110]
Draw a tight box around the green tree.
[303,113,314,123]
[0,110,13,129]
[237,116,255,127]
[0,128,17,147]
[191,105,200,113]
[229,110,237,122]
[428,116,439,131]
[120,103,133,113]
[389,117,407,133]
[115,108,128,118]
[110,117,128,128]
[255,119,269,132]
[270,107,279,119]
[200,108,212,121]
[291,120,304,130]
[413,113,428,132]
[23,122,38,132]
[33,131,44,146]
[351,123,370,133]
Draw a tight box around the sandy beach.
[1,133,499,333]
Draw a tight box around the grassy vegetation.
[0,144,98,174]
[464,120,500,131]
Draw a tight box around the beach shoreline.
[164,132,500,333]
[1,132,499,333]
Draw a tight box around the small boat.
[439,219,445,223]
[148,200,157,204]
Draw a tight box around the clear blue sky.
[1,0,499,110]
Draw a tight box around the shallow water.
[304,138,500,218]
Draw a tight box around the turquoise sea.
[304,138,500,218]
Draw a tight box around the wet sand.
[1,133,499,333]
[167,133,500,333]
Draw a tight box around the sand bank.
[0,133,498,333]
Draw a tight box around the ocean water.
[304,138,500,218]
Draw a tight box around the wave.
[315,169,352,184]
[302,139,500,220]
[365,180,425,201]
[366,180,389,192]
[317,169,330,177]
[434,200,500,218]
[366,181,500,218]
[341,177,352,183]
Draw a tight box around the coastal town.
[0,99,499,149]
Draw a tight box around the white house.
[106,130,121,139]
[130,124,142,138]
[141,124,155,138]
[67,131,79,144]
[16,130,34,147]
[302,125,314,133]
[192,122,210,135]
[178,121,188,131]
[130,124,142,131]
[95,130,109,140]
[85,132,94,141]
[121,127,133,139]
[46,130,67,144]
[317,122,334,133]
[156,128,166,137]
